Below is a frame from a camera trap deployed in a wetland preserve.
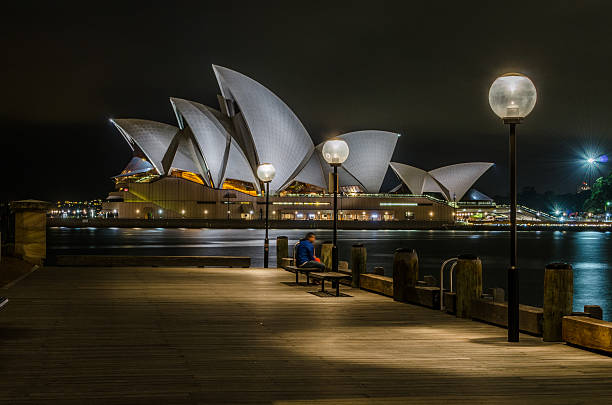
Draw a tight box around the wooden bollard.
[584,305,603,320]
[454,254,482,319]
[374,266,385,276]
[351,243,367,287]
[276,236,288,268]
[320,241,333,270]
[543,262,573,342]
[392,248,418,302]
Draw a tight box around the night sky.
[2,1,612,202]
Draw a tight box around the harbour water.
[48,227,612,320]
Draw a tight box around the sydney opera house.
[103,65,493,223]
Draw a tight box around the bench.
[51,255,251,268]
[310,272,351,296]
[283,265,321,285]
[0,297,8,310]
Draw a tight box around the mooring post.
[373,266,385,276]
[543,262,573,342]
[276,236,288,268]
[320,241,333,271]
[392,248,418,302]
[454,254,482,319]
[10,200,52,265]
[351,243,367,288]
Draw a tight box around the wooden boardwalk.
[1,266,611,404]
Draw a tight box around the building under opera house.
[103,65,494,223]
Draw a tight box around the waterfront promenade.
[1,266,611,404]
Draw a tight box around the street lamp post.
[257,163,276,268]
[489,72,537,342]
[322,139,350,273]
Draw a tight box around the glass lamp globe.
[488,73,537,120]
[322,139,350,165]
[256,163,276,183]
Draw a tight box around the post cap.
[352,243,364,248]
[546,262,572,270]
[395,248,415,253]
[458,253,479,260]
[277,236,288,240]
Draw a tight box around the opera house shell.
[106,65,494,221]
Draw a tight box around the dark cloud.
[2,1,612,201]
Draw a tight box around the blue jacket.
[296,239,315,266]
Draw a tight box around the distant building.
[578,182,591,193]
[104,65,494,223]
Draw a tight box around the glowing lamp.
[256,163,276,183]
[322,139,350,165]
[489,73,537,121]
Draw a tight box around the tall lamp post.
[257,163,276,268]
[322,139,350,273]
[489,73,537,342]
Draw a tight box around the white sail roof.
[221,139,260,191]
[389,162,429,194]
[212,65,314,193]
[170,98,232,187]
[110,119,178,175]
[390,162,448,196]
[170,131,207,180]
[428,162,494,201]
[291,151,326,189]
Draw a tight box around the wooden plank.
[563,316,612,353]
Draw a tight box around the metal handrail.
[440,257,458,310]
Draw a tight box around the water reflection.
[48,228,612,320]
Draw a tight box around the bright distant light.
[587,157,596,164]
[555,210,561,215]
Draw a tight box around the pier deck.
[1,266,611,404]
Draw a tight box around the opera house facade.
[103,65,493,223]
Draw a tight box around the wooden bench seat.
[310,272,351,296]
[283,266,321,285]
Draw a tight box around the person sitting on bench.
[296,232,326,270]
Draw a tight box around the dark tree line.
[492,170,612,214]
[583,173,612,213]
